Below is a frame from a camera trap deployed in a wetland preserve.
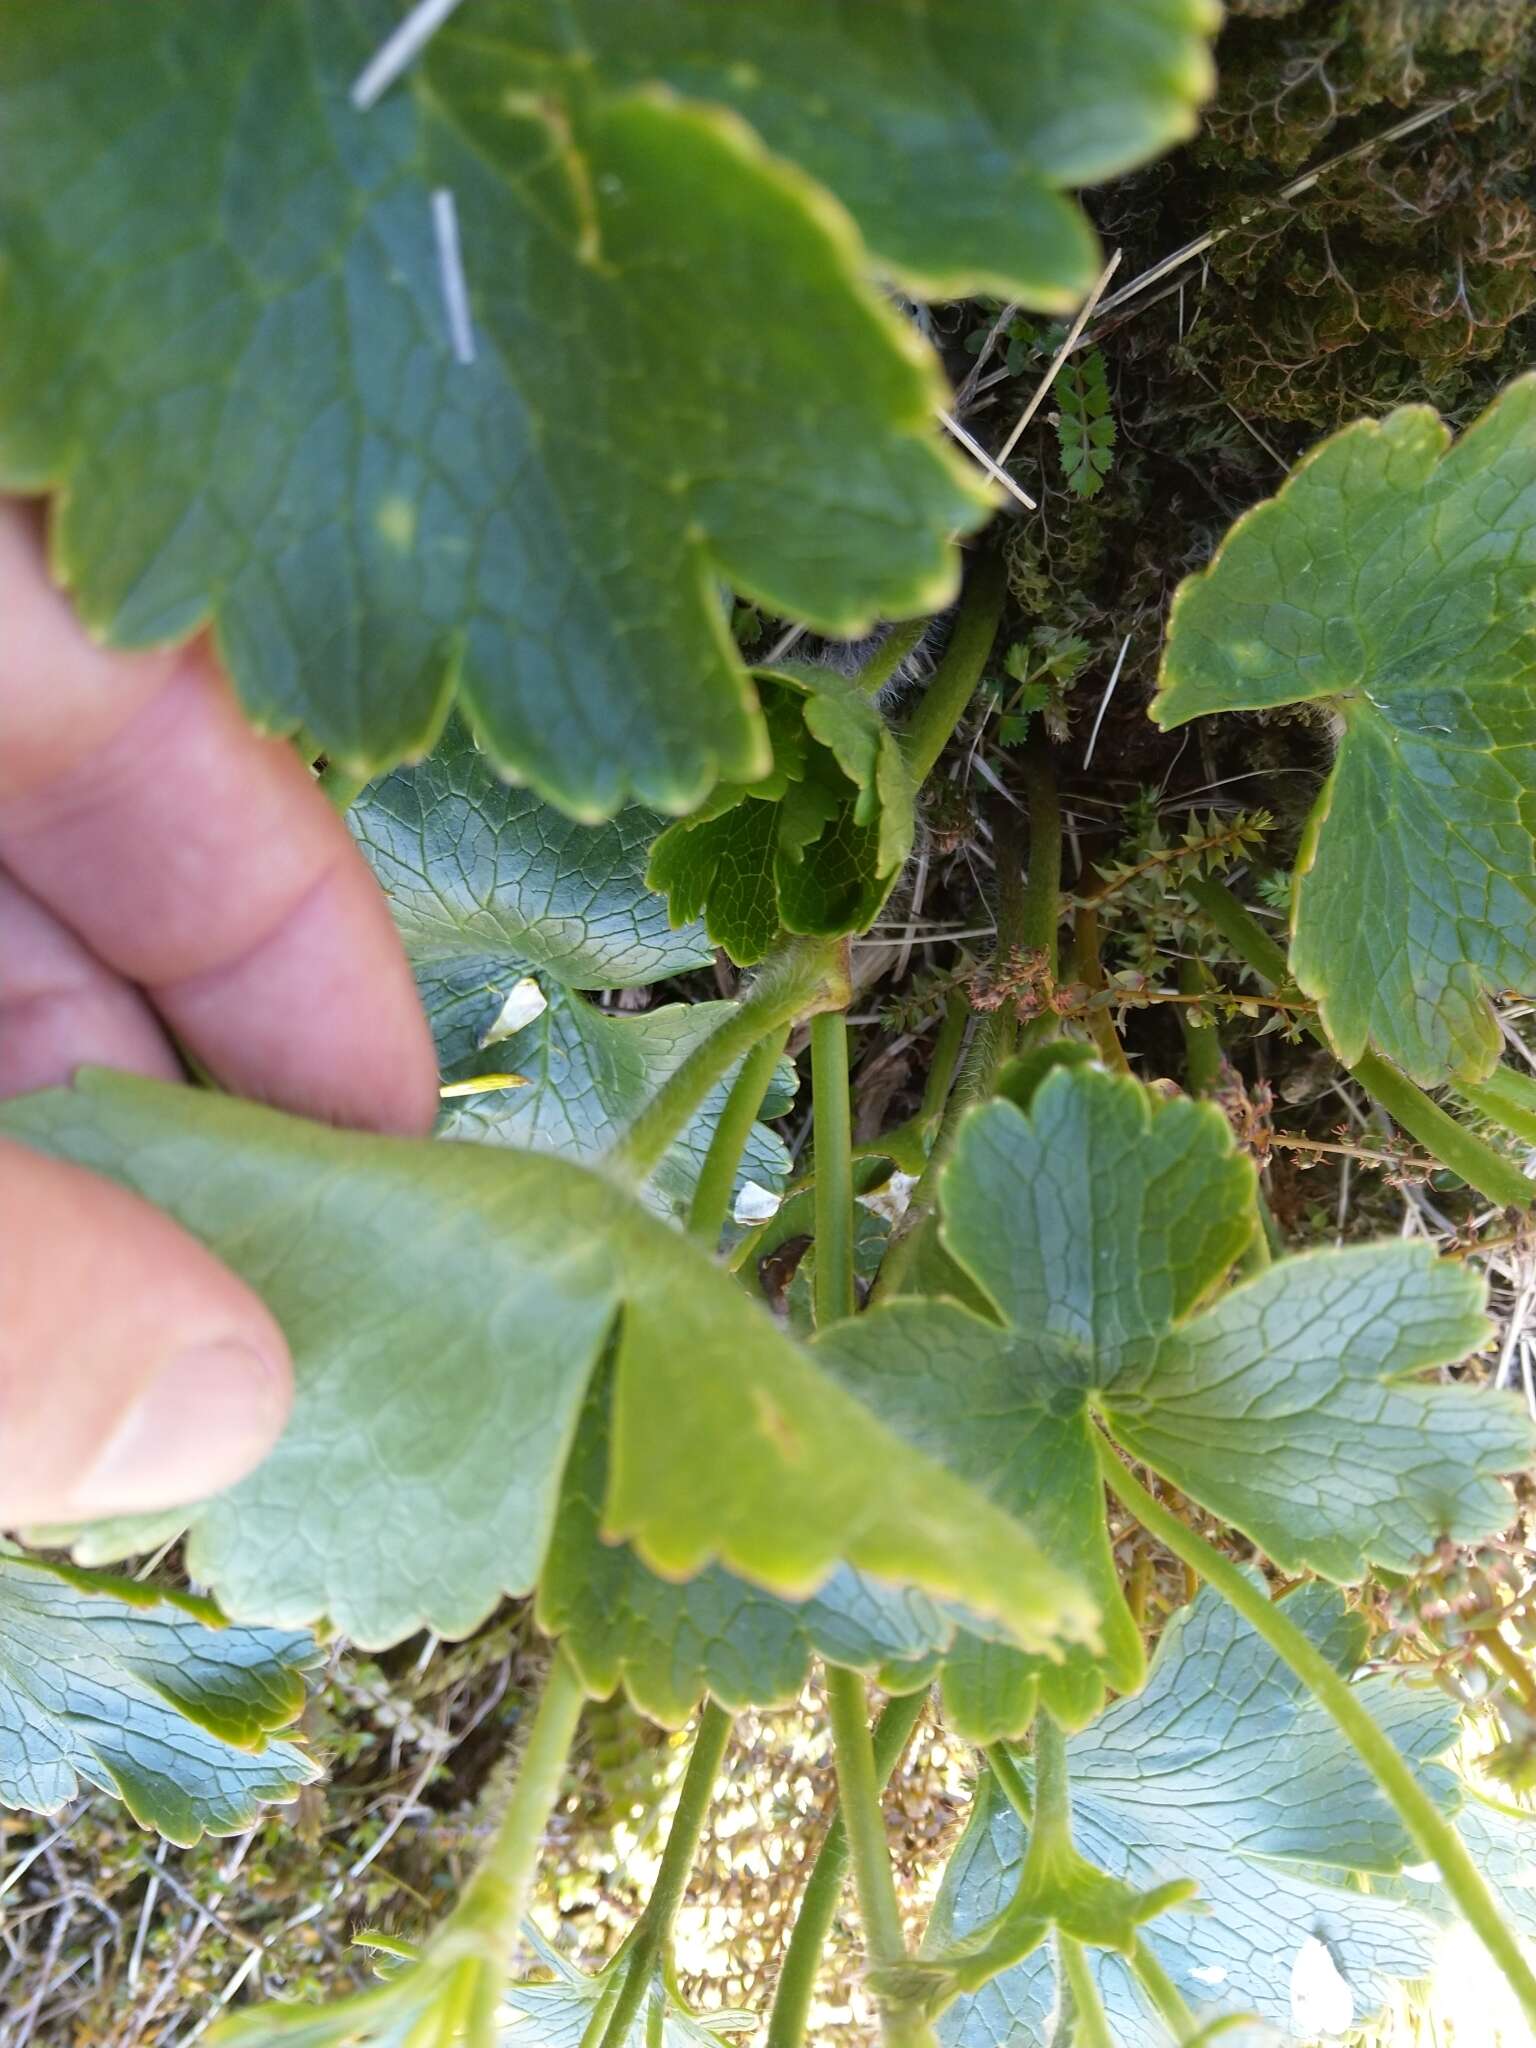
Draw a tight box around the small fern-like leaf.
[1055,350,1118,498]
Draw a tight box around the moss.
[1177,0,1536,424]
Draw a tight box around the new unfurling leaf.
[648,663,916,965]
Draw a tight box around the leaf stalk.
[686,1025,790,1246]
[855,618,931,697]
[900,556,1003,790]
[764,1689,928,2048]
[810,1010,857,1326]
[592,1700,733,2048]
[824,1667,938,2048]
[610,938,847,1185]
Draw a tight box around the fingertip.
[0,626,439,1138]
[73,1334,291,1518]
[154,852,442,1137]
[0,1143,294,1526]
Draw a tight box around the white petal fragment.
[733,1181,783,1226]
[1290,1934,1354,2038]
[480,978,549,1048]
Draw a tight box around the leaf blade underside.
[818,1066,1533,1736]
[0,1552,317,1846]
[0,1072,1098,1660]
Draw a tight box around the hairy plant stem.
[576,1960,628,2048]
[592,1701,734,2048]
[855,617,931,696]
[874,744,1060,1302]
[611,938,848,1185]
[458,1650,585,1940]
[315,1646,585,2048]
[1176,953,1223,1096]
[1182,873,1530,1209]
[1016,738,1062,980]
[686,1025,789,1245]
[918,991,973,1127]
[1098,1444,1536,2028]
[1030,1713,1070,1837]
[965,741,1061,1093]
[765,1690,929,2048]
[900,554,1004,789]
[811,1009,856,1325]
[1070,896,1131,1074]
[825,1669,938,2048]
[872,993,976,1177]
[1058,1935,1115,2048]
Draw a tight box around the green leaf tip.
[0,0,1222,814]
[425,0,1220,307]
[1155,374,1536,1085]
[0,1,987,818]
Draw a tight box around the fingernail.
[73,1339,289,1515]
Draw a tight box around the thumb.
[0,1138,292,1527]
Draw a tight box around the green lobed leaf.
[0,1,988,815]
[648,798,784,969]
[0,1072,1098,1658]
[0,1551,317,1846]
[648,663,915,966]
[350,718,712,990]
[466,0,1219,303]
[538,1362,952,1726]
[349,726,792,1225]
[818,1064,1535,1736]
[1154,379,1536,1086]
[931,1583,1456,2048]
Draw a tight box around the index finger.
[0,503,439,1135]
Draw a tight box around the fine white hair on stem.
[763,622,808,665]
[938,410,1036,511]
[1083,631,1132,769]
[351,0,468,110]
[431,188,477,365]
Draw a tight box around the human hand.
[0,501,439,1527]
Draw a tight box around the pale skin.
[0,500,440,1525]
